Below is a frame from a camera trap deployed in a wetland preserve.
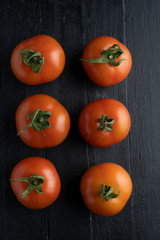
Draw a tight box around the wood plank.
[41,0,91,239]
[82,0,133,239]
[0,0,160,239]
[0,1,47,240]
[126,0,160,239]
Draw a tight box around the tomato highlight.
[16,94,70,148]
[81,36,132,86]
[79,98,131,148]
[10,157,61,209]
[11,35,65,85]
[80,163,132,216]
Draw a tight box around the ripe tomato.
[79,99,131,147]
[10,157,61,209]
[11,35,65,85]
[80,163,132,216]
[81,36,132,86]
[16,94,70,148]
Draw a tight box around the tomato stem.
[99,114,114,131]
[19,49,44,73]
[17,109,51,136]
[99,184,120,201]
[10,174,45,198]
[81,44,127,66]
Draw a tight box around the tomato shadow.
[61,173,85,211]
[65,51,89,87]
[1,105,18,148]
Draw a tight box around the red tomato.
[81,36,132,86]
[16,94,70,148]
[79,99,131,147]
[80,163,132,216]
[10,157,61,209]
[11,35,65,85]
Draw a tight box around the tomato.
[10,157,61,209]
[16,94,70,148]
[11,35,65,85]
[80,163,132,216]
[79,99,131,147]
[81,36,132,86]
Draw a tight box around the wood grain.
[0,0,160,239]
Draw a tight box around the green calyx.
[99,184,120,201]
[17,109,51,136]
[19,49,44,73]
[99,114,114,132]
[81,44,127,66]
[10,174,45,198]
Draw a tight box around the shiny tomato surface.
[16,94,70,148]
[10,157,61,209]
[82,36,132,86]
[79,99,131,147]
[80,163,132,216]
[11,35,65,85]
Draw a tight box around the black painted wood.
[0,0,160,239]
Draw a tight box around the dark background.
[0,0,160,239]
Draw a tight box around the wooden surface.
[1,0,160,239]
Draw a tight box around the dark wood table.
[1,0,160,239]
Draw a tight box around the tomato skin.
[79,99,131,148]
[80,163,132,216]
[82,36,132,86]
[11,35,65,85]
[16,94,70,148]
[10,157,61,209]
